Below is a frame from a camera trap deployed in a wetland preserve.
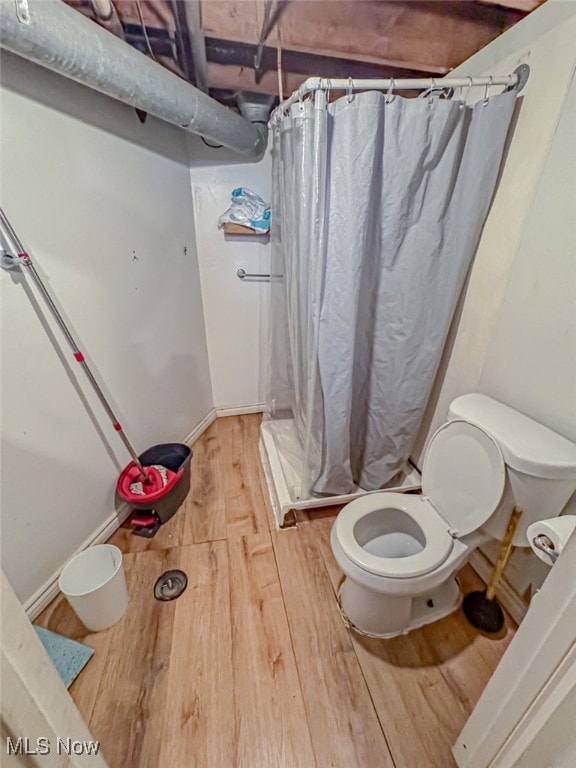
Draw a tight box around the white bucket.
[59,544,128,631]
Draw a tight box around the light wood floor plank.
[34,592,114,725]
[107,510,184,554]
[219,415,269,538]
[305,516,343,592]
[273,524,396,768]
[227,532,316,768]
[243,414,276,531]
[181,421,227,545]
[36,414,516,768]
[432,568,516,711]
[158,541,235,768]
[311,517,514,768]
[88,547,181,768]
[313,515,462,766]
[350,632,461,768]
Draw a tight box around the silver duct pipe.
[0,0,267,159]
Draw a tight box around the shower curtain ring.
[483,75,493,105]
[386,78,395,103]
[429,78,436,104]
[298,90,304,112]
[459,80,466,108]
[347,77,354,103]
[463,76,473,106]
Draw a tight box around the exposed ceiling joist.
[182,0,208,93]
[201,0,521,75]
[205,36,438,96]
[170,0,196,83]
[207,63,304,98]
[64,0,546,105]
[477,0,544,11]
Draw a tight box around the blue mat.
[34,626,94,688]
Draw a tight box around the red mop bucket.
[117,443,192,524]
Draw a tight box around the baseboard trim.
[24,502,132,621]
[25,404,265,620]
[469,550,528,626]
[215,402,265,417]
[181,404,264,446]
[182,408,217,446]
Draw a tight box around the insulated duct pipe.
[0,0,267,159]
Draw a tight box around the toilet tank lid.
[448,394,576,480]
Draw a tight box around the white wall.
[479,65,576,597]
[188,135,271,408]
[412,2,576,600]
[479,76,576,443]
[0,53,213,606]
[414,2,576,459]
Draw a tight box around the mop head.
[128,464,172,497]
[117,452,185,505]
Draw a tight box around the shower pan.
[260,420,421,527]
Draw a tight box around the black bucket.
[132,443,192,524]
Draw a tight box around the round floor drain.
[154,570,188,601]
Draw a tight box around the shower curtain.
[266,87,516,497]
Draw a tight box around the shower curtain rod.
[272,65,529,119]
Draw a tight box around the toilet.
[331,394,576,638]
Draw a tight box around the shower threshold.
[260,419,422,529]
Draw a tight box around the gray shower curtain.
[266,87,516,496]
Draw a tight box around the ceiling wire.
[277,30,283,102]
[134,0,156,60]
[254,0,274,72]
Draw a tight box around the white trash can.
[59,544,128,631]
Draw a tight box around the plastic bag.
[218,187,271,233]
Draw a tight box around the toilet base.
[338,577,462,639]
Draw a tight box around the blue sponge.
[34,626,94,688]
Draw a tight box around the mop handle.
[0,207,148,479]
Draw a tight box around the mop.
[128,464,169,496]
[0,207,175,506]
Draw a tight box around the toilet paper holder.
[532,534,559,564]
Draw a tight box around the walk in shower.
[260,72,523,526]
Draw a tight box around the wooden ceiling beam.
[206,64,422,101]
[204,37,439,96]
[120,0,176,31]
[67,0,177,32]
[207,62,305,97]
[477,0,544,12]
[205,37,443,79]
[201,0,516,75]
[67,0,541,102]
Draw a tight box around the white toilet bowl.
[330,395,576,639]
[330,494,480,637]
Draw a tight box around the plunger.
[462,506,522,634]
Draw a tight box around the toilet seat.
[334,493,454,578]
[421,419,506,537]
[334,419,506,579]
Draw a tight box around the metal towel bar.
[237,268,282,281]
